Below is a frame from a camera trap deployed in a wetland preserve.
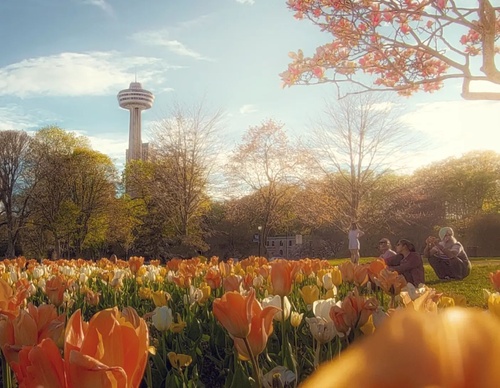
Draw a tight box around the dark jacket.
[386,252,425,286]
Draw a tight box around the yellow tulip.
[170,313,187,334]
[167,352,192,370]
[330,267,342,287]
[438,296,455,309]
[290,311,303,328]
[299,285,320,305]
[138,287,152,300]
[199,283,211,304]
[151,290,169,307]
[488,292,500,319]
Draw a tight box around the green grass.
[328,257,500,308]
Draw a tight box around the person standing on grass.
[424,227,471,280]
[348,222,364,264]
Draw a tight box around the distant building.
[265,235,302,259]
[117,81,154,163]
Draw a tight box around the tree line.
[1,95,499,260]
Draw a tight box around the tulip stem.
[243,337,262,388]
[1,352,12,388]
[281,296,287,366]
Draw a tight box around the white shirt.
[348,229,364,249]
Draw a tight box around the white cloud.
[82,0,114,15]
[236,0,255,4]
[0,52,180,98]
[401,99,500,170]
[239,104,257,115]
[131,30,211,60]
[0,105,56,131]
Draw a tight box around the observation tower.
[117,82,154,162]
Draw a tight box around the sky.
[1,0,500,176]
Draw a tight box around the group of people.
[348,222,472,286]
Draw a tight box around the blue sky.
[1,0,499,173]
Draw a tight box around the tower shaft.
[128,107,143,162]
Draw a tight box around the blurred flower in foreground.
[302,308,500,388]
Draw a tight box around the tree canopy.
[282,1,500,100]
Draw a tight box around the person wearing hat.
[424,227,471,280]
[378,238,397,261]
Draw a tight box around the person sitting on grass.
[378,238,396,261]
[424,227,471,281]
[385,239,425,286]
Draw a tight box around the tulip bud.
[290,311,303,328]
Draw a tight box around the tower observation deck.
[117,82,154,162]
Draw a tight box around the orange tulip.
[223,275,242,292]
[353,264,369,287]
[128,256,144,275]
[338,261,355,284]
[205,268,222,289]
[213,288,255,338]
[302,308,500,388]
[490,270,500,292]
[64,307,149,388]
[0,277,27,318]
[368,259,386,283]
[270,259,299,297]
[45,275,67,307]
[376,268,407,296]
[232,298,280,361]
[10,338,66,388]
[330,290,378,335]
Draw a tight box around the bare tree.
[143,100,224,253]
[225,119,304,255]
[306,92,417,231]
[0,130,34,257]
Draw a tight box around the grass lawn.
[328,257,500,308]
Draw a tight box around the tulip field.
[1,256,499,388]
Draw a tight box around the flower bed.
[1,256,499,387]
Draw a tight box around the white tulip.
[262,295,289,321]
[152,306,173,332]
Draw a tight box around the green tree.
[27,126,117,258]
